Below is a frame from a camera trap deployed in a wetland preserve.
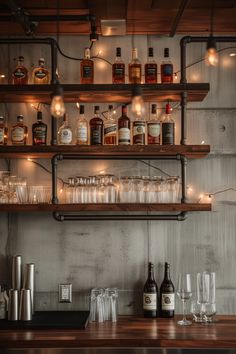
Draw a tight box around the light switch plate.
[59,284,72,303]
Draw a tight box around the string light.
[174,72,178,79]
[201,140,205,144]
[76,102,80,109]
[229,53,236,57]
[0,74,5,78]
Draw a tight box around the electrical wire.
[28,160,66,187]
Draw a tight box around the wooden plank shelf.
[0,203,212,212]
[0,83,209,103]
[0,144,210,159]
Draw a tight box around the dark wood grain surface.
[0,316,236,349]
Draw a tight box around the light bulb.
[205,37,219,66]
[131,95,145,116]
[50,95,65,118]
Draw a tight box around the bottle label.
[146,66,157,77]
[118,127,130,144]
[76,126,88,142]
[83,65,93,78]
[163,64,173,77]
[0,128,4,143]
[130,67,141,79]
[33,126,47,141]
[143,293,157,311]
[161,293,175,311]
[14,69,25,79]
[148,123,160,138]
[114,66,125,78]
[91,127,102,144]
[162,123,174,144]
[35,70,47,79]
[133,122,145,145]
[11,127,24,142]
[59,129,72,144]
[104,124,117,137]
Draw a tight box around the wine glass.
[177,273,192,326]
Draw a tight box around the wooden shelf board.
[0,203,212,212]
[0,145,210,159]
[0,83,209,103]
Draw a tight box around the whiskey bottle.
[118,105,130,145]
[162,103,175,145]
[160,262,175,318]
[11,115,28,145]
[104,105,117,145]
[143,262,158,318]
[57,114,73,145]
[12,56,28,85]
[32,58,50,84]
[112,47,125,84]
[0,116,8,145]
[129,48,142,84]
[133,115,146,145]
[145,47,157,84]
[32,111,47,145]
[147,104,161,145]
[161,48,173,83]
[81,48,94,84]
[76,105,88,145]
[90,106,103,145]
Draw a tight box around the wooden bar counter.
[0,316,236,349]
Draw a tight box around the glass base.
[178,319,192,326]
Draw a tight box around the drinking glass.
[89,288,105,323]
[104,288,118,322]
[119,177,130,203]
[190,299,204,323]
[177,273,192,326]
[197,272,216,323]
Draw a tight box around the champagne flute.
[177,273,192,326]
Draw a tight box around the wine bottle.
[160,262,175,318]
[143,262,158,318]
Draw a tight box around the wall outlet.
[59,284,72,303]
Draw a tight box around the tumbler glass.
[89,288,105,323]
[119,177,130,203]
[104,288,118,322]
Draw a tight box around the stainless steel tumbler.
[23,263,35,314]
[11,255,22,291]
[8,289,18,321]
[19,289,32,321]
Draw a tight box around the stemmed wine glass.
[177,273,192,326]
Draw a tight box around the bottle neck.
[164,268,170,281]
[18,60,23,66]
[132,49,138,60]
[94,111,100,118]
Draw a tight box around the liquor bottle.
[81,48,94,84]
[112,47,125,84]
[76,105,88,145]
[104,105,117,145]
[143,262,158,318]
[32,58,50,84]
[11,115,28,145]
[145,47,157,84]
[0,116,8,145]
[90,106,103,145]
[12,56,28,85]
[132,114,146,145]
[118,105,130,145]
[162,103,175,145]
[147,104,161,145]
[129,48,142,84]
[160,262,175,318]
[32,111,47,145]
[57,114,73,145]
[161,48,173,83]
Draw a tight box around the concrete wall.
[0,35,236,314]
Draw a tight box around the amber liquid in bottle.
[90,106,104,145]
[81,48,94,84]
[145,47,157,84]
[11,115,28,145]
[129,48,142,84]
[112,47,125,84]
[162,103,175,145]
[118,105,131,145]
[160,262,175,318]
[104,105,117,145]
[143,262,158,318]
[32,58,50,84]
[0,116,8,145]
[147,104,161,145]
[32,111,47,145]
[12,56,28,85]
[161,48,173,83]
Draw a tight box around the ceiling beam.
[169,0,190,37]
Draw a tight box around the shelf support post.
[180,155,188,203]
[51,154,63,204]
[180,91,188,145]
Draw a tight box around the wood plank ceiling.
[0,0,236,36]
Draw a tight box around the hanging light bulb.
[50,83,66,118]
[205,36,219,66]
[131,85,145,117]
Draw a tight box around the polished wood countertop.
[0,316,236,349]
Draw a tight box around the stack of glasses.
[89,288,118,323]
[63,174,180,204]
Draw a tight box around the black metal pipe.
[59,154,181,161]
[181,156,187,203]
[180,92,188,145]
[51,155,60,204]
[0,14,96,23]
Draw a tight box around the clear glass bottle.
[32,58,50,84]
[162,103,175,145]
[90,106,103,145]
[161,48,173,83]
[129,48,142,84]
[147,104,161,145]
[12,56,28,85]
[57,114,73,145]
[11,115,28,145]
[76,105,88,145]
[32,111,47,145]
[0,116,8,145]
[145,47,157,84]
[132,114,146,145]
[104,105,117,145]
[112,47,125,84]
[81,48,94,84]
[118,105,131,145]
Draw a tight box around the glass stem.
[182,300,186,322]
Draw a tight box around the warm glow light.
[0,74,5,78]
[113,110,116,115]
[98,50,103,55]
[27,158,32,161]
[50,95,65,118]
[76,102,80,109]
[174,73,178,79]
[205,47,219,66]
[99,170,105,175]
[229,53,236,57]
[201,140,205,144]
[59,188,63,194]
[187,185,193,193]
[131,95,145,116]
[199,194,204,199]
